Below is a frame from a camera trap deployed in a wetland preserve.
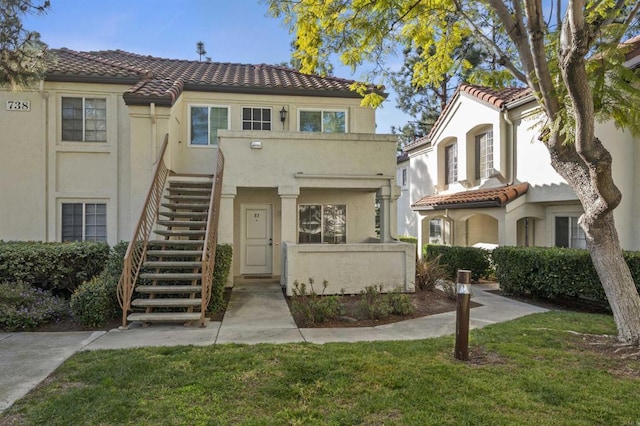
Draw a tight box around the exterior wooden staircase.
[117,135,224,328]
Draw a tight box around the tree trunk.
[585,212,640,344]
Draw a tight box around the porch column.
[218,185,236,245]
[378,185,393,243]
[278,185,299,243]
[416,213,424,259]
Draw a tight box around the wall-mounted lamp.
[250,141,263,149]
[279,106,288,129]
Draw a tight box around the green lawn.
[3,312,639,425]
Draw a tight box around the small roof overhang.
[412,182,529,211]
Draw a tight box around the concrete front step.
[139,272,202,281]
[154,229,206,238]
[156,220,207,228]
[131,298,202,308]
[127,312,203,323]
[143,261,202,269]
[136,285,202,294]
[146,250,204,257]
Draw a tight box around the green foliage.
[397,236,417,244]
[209,244,233,313]
[424,245,492,282]
[493,246,640,302]
[415,254,448,291]
[0,281,68,331]
[291,278,341,327]
[386,288,415,316]
[356,285,391,320]
[0,0,53,90]
[0,241,110,293]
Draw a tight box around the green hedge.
[210,244,233,312]
[71,241,128,327]
[398,236,417,245]
[493,246,640,302]
[424,245,492,282]
[0,241,110,293]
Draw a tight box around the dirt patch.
[569,332,640,378]
[286,288,482,328]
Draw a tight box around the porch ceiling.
[412,182,529,211]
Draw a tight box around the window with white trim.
[299,110,346,133]
[298,204,346,244]
[62,97,107,142]
[242,107,271,130]
[445,143,458,185]
[62,203,107,242]
[555,216,586,249]
[401,167,408,188]
[475,130,494,179]
[190,105,229,146]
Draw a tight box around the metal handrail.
[200,147,225,327]
[117,134,170,328]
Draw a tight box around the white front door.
[241,204,273,275]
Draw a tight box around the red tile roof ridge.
[58,48,153,78]
[412,182,529,210]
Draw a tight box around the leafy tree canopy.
[0,0,52,90]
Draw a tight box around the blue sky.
[23,0,410,133]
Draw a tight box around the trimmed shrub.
[386,289,415,316]
[291,279,341,326]
[209,244,233,313]
[70,241,128,327]
[424,245,492,282]
[492,246,640,302]
[398,236,417,245]
[356,285,392,320]
[0,281,69,331]
[0,241,109,293]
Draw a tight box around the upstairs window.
[475,130,494,179]
[242,107,271,130]
[401,167,408,188]
[190,105,229,146]
[62,203,107,242]
[555,216,586,249]
[298,204,346,244]
[445,143,458,185]
[62,97,107,142]
[299,110,346,133]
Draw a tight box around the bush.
[356,285,391,320]
[209,244,233,313]
[386,289,415,316]
[0,281,69,331]
[70,241,128,327]
[492,246,640,302]
[291,279,341,327]
[415,254,448,291]
[424,245,492,282]
[0,241,109,293]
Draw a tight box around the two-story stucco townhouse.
[0,49,414,325]
[398,37,640,254]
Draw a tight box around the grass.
[3,311,640,425]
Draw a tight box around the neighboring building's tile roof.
[412,182,529,210]
[623,34,640,62]
[46,49,382,105]
[396,152,409,164]
[403,84,530,152]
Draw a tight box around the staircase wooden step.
[136,285,202,294]
[164,195,211,202]
[144,261,202,269]
[131,298,202,308]
[146,250,204,257]
[139,272,202,280]
[148,240,204,247]
[158,211,208,219]
[156,220,207,228]
[127,312,202,323]
[161,203,209,211]
[154,229,206,238]
[166,187,212,195]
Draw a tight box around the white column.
[416,213,424,259]
[378,185,393,243]
[218,186,236,285]
[278,185,299,289]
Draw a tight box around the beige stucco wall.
[283,241,416,295]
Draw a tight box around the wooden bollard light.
[454,270,471,361]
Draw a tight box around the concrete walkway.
[0,282,547,413]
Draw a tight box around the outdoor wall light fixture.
[279,106,288,129]
[250,141,263,149]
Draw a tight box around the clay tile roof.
[123,78,185,106]
[622,34,640,62]
[403,84,530,152]
[45,49,382,104]
[412,182,529,210]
